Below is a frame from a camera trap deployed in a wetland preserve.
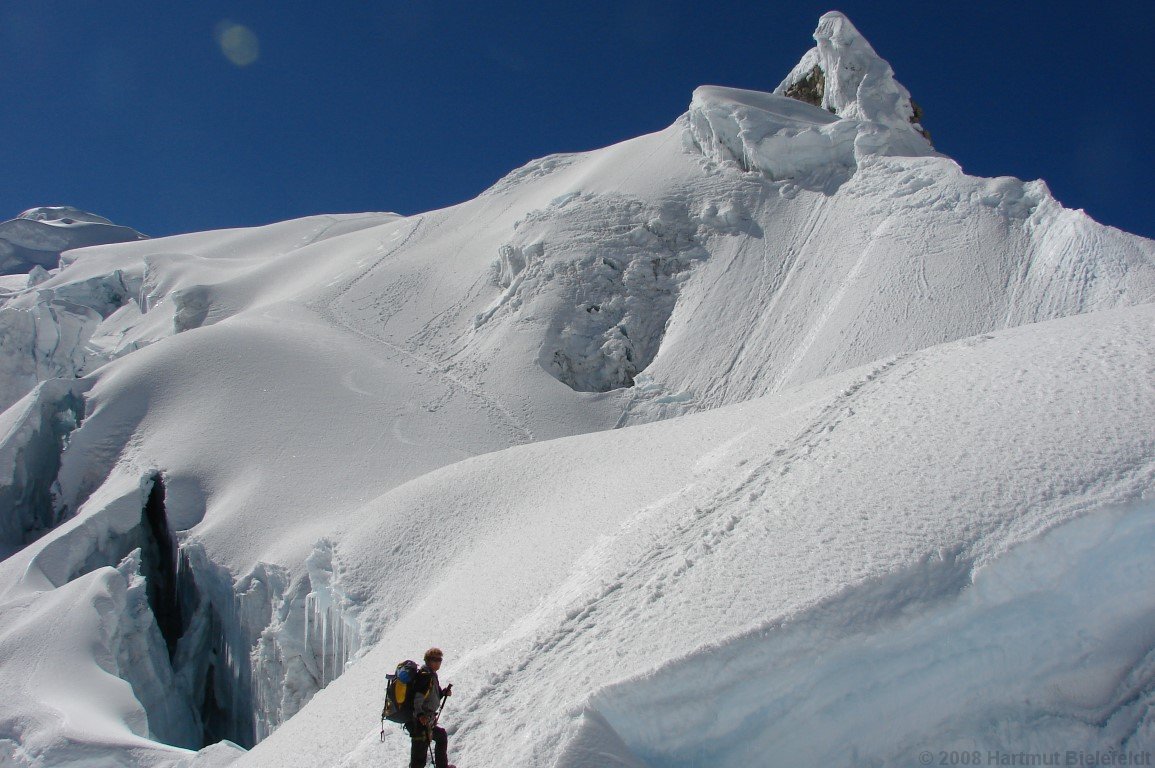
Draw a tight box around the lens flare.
[214,20,259,67]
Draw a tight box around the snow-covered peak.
[776,11,929,139]
[0,206,146,275]
[18,206,119,227]
[686,12,935,185]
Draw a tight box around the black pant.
[409,724,448,768]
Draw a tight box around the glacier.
[0,10,1154,768]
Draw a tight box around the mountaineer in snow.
[406,647,455,768]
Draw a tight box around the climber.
[405,647,454,768]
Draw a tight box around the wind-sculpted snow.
[617,155,1155,423]
[688,85,860,188]
[1,11,1155,768]
[687,83,935,189]
[777,12,927,132]
[581,503,1155,767]
[0,213,397,412]
[688,13,934,189]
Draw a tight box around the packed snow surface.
[1,11,1154,768]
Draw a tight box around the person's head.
[424,647,444,669]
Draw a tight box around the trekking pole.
[427,695,449,764]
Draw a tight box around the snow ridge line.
[310,218,536,446]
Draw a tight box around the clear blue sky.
[3,1,1152,240]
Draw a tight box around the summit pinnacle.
[776,11,930,143]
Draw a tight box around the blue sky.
[3,1,1152,240]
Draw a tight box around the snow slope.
[247,303,1155,768]
[0,11,1153,768]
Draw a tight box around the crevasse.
[20,470,363,754]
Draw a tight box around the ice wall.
[0,379,87,556]
[251,541,362,742]
[159,525,363,748]
[114,549,203,749]
[476,193,721,392]
[0,268,143,412]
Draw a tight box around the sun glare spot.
[215,20,260,67]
